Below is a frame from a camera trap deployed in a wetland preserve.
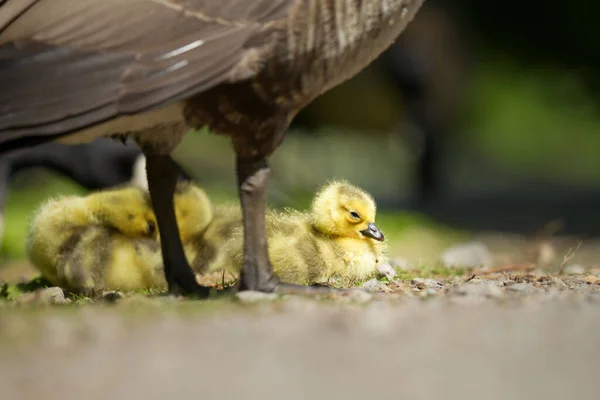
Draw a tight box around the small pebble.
[552,277,568,289]
[411,278,443,290]
[425,279,443,290]
[411,277,425,286]
[16,287,69,306]
[451,281,504,299]
[361,279,388,293]
[390,257,410,271]
[102,291,123,302]
[376,262,398,280]
[39,287,69,305]
[563,265,586,275]
[441,241,493,269]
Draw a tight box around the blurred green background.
[3,0,600,273]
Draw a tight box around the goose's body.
[1,0,424,296]
[26,181,210,294]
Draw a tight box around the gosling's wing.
[0,0,293,149]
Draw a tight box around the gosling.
[207,180,386,285]
[26,181,211,295]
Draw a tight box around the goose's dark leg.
[235,156,278,292]
[145,153,209,298]
[235,155,345,295]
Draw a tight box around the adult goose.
[0,0,424,296]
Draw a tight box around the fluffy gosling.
[206,180,386,285]
[26,182,211,294]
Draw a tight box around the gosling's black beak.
[360,222,384,242]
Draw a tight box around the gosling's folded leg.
[145,153,209,298]
[235,156,346,295]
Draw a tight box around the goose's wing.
[0,0,293,147]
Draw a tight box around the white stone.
[563,265,586,275]
[441,241,493,269]
[376,262,398,280]
[390,257,411,271]
[361,278,386,293]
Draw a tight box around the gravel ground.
[1,271,599,400]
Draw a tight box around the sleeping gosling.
[205,180,386,285]
[26,181,211,295]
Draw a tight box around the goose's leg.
[235,155,346,295]
[145,153,210,298]
[235,156,278,292]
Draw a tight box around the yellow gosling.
[208,180,387,285]
[26,182,211,294]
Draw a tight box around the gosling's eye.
[350,211,360,219]
[147,221,156,236]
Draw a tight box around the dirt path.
[1,281,599,400]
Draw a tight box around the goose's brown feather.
[0,0,293,146]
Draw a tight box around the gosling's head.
[310,180,384,242]
[173,181,214,242]
[96,186,157,238]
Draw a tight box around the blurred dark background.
[2,0,600,270]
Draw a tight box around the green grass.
[463,57,600,186]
